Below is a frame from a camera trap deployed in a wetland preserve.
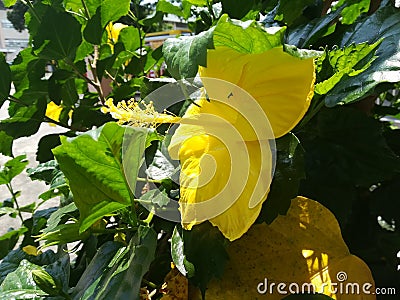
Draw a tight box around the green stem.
[142,278,159,289]
[88,45,106,104]
[65,58,105,104]
[80,0,91,19]
[21,0,41,23]
[6,183,24,223]
[142,211,154,225]
[43,116,72,130]
[91,226,138,235]
[8,95,28,107]
[207,0,216,20]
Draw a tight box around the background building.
[0,5,29,63]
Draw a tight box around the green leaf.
[73,226,157,300]
[36,134,61,163]
[31,269,60,296]
[141,11,164,27]
[310,107,400,185]
[64,0,100,18]
[84,7,103,45]
[52,123,147,232]
[99,226,157,299]
[275,0,315,25]
[71,102,113,130]
[213,14,285,53]
[334,0,370,25]
[257,133,305,224]
[145,149,175,181]
[325,6,400,106]
[316,41,381,95]
[33,8,82,60]
[286,5,345,48]
[10,47,47,94]
[118,27,141,53]
[0,207,18,216]
[0,132,13,156]
[42,202,77,234]
[27,160,67,197]
[0,248,59,285]
[67,0,130,27]
[26,160,59,183]
[0,228,27,260]
[100,0,130,27]
[220,0,257,20]
[176,222,229,297]
[171,225,195,277]
[36,222,90,249]
[42,247,70,295]
[0,98,46,139]
[283,44,322,60]
[163,26,214,79]
[75,40,94,62]
[140,189,170,208]
[0,54,11,107]
[61,78,79,107]
[156,0,184,17]
[183,0,207,6]
[0,259,47,299]
[0,155,28,185]
[1,0,17,7]
[11,48,46,97]
[71,241,122,299]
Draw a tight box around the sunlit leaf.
[195,197,375,299]
[163,27,214,79]
[334,0,370,25]
[316,41,381,95]
[1,0,17,7]
[0,155,28,185]
[325,6,400,106]
[213,15,284,54]
[72,226,157,300]
[0,260,46,299]
[53,123,147,232]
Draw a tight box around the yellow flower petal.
[22,245,42,256]
[169,46,315,241]
[106,22,128,44]
[199,46,315,138]
[193,197,376,300]
[45,101,72,126]
[45,101,63,123]
[176,133,272,241]
[169,86,275,240]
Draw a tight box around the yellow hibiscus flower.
[101,44,316,241]
[168,46,316,241]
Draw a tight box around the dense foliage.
[0,0,399,299]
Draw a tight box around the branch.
[88,45,106,104]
